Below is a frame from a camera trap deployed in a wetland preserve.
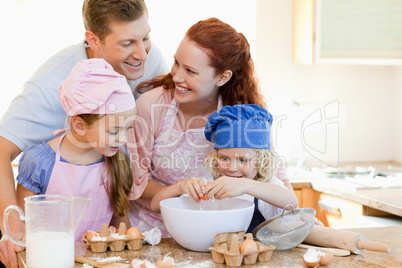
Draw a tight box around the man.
[0,0,167,267]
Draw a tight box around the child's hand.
[206,176,247,200]
[177,177,206,202]
[314,217,324,226]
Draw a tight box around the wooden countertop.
[17,226,402,267]
[289,162,402,217]
[290,179,402,217]
[311,180,402,217]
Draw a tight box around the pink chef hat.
[59,58,135,116]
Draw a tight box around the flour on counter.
[80,256,126,267]
[174,259,215,267]
[89,256,125,262]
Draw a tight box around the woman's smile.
[175,84,191,92]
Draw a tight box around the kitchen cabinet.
[293,187,329,226]
[294,186,365,228]
[318,193,363,228]
[292,0,402,65]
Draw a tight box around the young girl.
[15,59,136,241]
[150,104,298,233]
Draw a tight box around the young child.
[16,59,136,241]
[150,104,298,233]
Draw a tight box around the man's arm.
[0,136,22,230]
[0,136,24,268]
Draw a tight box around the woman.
[127,18,267,237]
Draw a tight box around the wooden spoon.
[297,244,351,256]
[75,256,130,268]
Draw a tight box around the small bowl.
[252,205,316,250]
[160,196,254,252]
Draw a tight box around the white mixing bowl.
[160,196,254,252]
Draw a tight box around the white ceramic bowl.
[160,196,254,252]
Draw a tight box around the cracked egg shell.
[319,251,334,265]
[201,182,212,200]
[130,259,155,268]
[156,253,174,268]
[85,230,98,240]
[303,248,320,267]
[108,226,118,233]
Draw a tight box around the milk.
[26,231,74,268]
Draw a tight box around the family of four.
[0,0,297,267]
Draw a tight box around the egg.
[303,248,321,267]
[130,259,156,268]
[201,182,212,200]
[303,258,320,268]
[127,226,143,239]
[85,230,98,240]
[108,226,118,233]
[319,251,334,265]
[156,253,174,268]
[240,233,258,254]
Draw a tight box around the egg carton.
[82,223,144,253]
[209,230,275,267]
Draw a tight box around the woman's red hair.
[137,18,265,107]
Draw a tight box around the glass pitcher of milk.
[3,195,90,268]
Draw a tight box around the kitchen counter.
[292,180,402,217]
[311,179,402,217]
[17,226,402,267]
[289,162,402,217]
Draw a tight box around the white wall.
[147,0,256,69]
[256,0,400,166]
[395,68,402,163]
[0,1,84,117]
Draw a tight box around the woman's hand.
[205,176,247,200]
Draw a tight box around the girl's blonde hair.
[75,114,133,217]
[204,148,277,182]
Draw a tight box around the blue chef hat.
[205,104,273,150]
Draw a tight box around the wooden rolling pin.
[297,244,350,256]
[303,225,393,254]
[75,256,130,267]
